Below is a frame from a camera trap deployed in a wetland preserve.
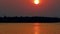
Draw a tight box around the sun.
[34,0,40,5]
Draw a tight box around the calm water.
[0,23,60,34]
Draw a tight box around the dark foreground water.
[0,23,60,34]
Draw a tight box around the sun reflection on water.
[34,23,40,34]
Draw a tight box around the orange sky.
[0,23,60,34]
[0,0,60,17]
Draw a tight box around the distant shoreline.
[0,17,60,23]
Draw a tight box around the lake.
[0,23,60,34]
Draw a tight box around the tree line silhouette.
[0,16,60,22]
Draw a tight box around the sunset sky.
[0,23,60,34]
[0,0,60,17]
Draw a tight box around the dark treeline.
[0,16,60,23]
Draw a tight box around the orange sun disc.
[34,0,40,4]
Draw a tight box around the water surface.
[0,23,60,34]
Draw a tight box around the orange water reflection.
[34,23,40,34]
[0,23,60,34]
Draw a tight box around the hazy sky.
[0,23,60,34]
[0,0,60,17]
